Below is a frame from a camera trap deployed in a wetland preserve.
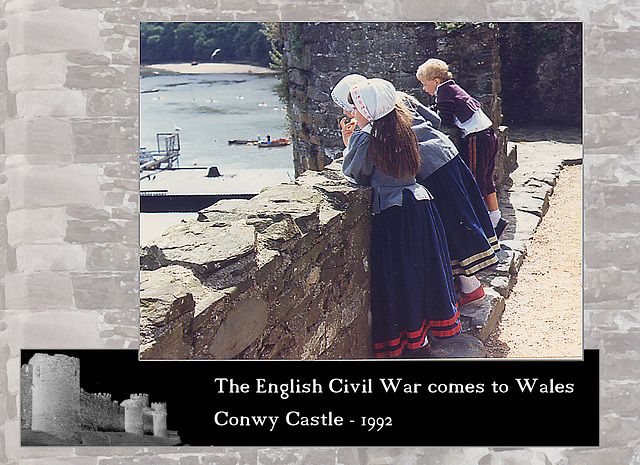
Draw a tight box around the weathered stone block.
[8,10,101,54]
[259,216,303,251]
[7,54,67,92]
[86,90,137,117]
[197,209,248,226]
[16,89,87,118]
[86,244,136,272]
[5,117,73,156]
[428,333,487,358]
[4,310,102,350]
[6,208,67,246]
[4,272,74,310]
[254,248,283,285]
[140,268,196,360]
[16,244,86,272]
[511,209,544,242]
[7,164,102,209]
[142,221,256,278]
[208,297,269,359]
[71,272,138,311]
[71,118,139,155]
[247,183,322,232]
[458,288,506,342]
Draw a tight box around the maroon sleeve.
[435,85,456,126]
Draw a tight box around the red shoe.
[457,286,485,307]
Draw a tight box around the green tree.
[172,23,198,60]
[140,22,272,65]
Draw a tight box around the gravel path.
[485,163,582,358]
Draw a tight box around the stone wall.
[79,391,125,432]
[279,23,506,177]
[140,161,372,360]
[279,22,439,176]
[432,23,503,128]
[278,22,580,182]
[498,22,582,126]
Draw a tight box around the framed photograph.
[138,22,583,362]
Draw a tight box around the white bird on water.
[174,125,181,132]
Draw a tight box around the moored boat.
[228,139,259,145]
[257,138,291,147]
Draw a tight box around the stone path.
[427,126,583,358]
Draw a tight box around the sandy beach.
[144,62,278,75]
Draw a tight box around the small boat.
[228,139,259,145]
[258,138,291,147]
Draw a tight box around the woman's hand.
[340,117,357,146]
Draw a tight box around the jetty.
[140,133,181,178]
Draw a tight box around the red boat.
[258,138,291,147]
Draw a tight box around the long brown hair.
[369,103,420,178]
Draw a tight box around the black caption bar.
[21,350,599,447]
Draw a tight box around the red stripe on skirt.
[431,322,463,338]
[428,310,461,327]
[373,319,429,349]
[373,315,461,358]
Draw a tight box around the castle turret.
[121,394,144,435]
[151,402,168,437]
[28,353,80,439]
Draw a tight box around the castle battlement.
[151,402,167,412]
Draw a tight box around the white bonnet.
[349,78,397,123]
[330,74,367,112]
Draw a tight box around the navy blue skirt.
[419,156,499,276]
[370,190,461,358]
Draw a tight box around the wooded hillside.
[140,22,271,65]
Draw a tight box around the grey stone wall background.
[0,0,637,463]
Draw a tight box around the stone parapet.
[80,390,125,432]
[140,161,372,360]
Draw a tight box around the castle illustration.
[21,353,169,441]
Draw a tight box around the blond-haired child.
[416,58,508,240]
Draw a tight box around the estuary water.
[140,70,294,174]
[140,68,295,245]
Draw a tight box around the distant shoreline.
[142,63,278,75]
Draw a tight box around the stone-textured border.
[0,2,637,464]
